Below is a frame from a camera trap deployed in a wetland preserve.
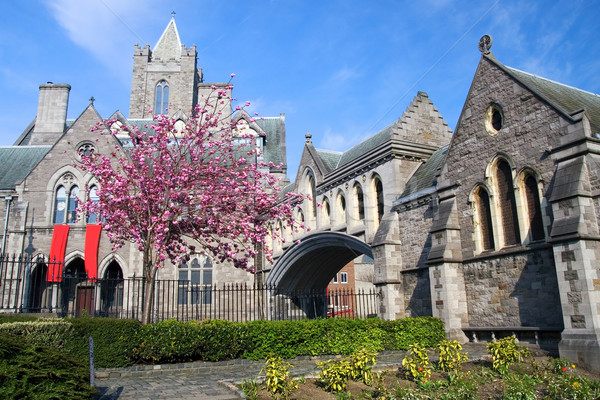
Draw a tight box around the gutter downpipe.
[2,196,13,256]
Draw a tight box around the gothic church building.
[0,19,286,316]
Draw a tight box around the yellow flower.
[573,382,579,388]
[571,364,576,369]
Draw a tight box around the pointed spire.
[153,17,182,61]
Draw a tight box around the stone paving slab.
[92,343,549,399]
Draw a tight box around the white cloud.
[330,67,361,83]
[41,0,158,75]
[317,127,362,152]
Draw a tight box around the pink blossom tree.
[79,80,300,324]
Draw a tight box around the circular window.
[485,104,503,136]
[77,142,95,157]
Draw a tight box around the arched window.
[336,192,346,225]
[322,197,331,226]
[308,175,317,218]
[496,161,520,246]
[295,209,305,236]
[87,185,100,223]
[275,220,284,252]
[67,186,79,224]
[354,184,365,222]
[178,255,212,305]
[475,186,495,251]
[523,175,544,241]
[265,226,273,253]
[155,80,169,114]
[374,178,384,224]
[53,186,67,224]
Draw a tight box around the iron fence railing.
[0,254,380,322]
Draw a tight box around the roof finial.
[89,96,95,105]
[305,132,312,143]
[478,34,492,54]
[171,10,176,18]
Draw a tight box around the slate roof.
[255,117,286,168]
[399,144,449,199]
[315,149,342,173]
[0,146,51,189]
[488,55,600,133]
[335,125,393,169]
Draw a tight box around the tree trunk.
[141,249,157,324]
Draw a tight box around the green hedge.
[0,314,444,367]
[133,317,445,364]
[0,316,141,368]
[65,317,142,368]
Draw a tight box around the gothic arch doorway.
[61,258,90,316]
[100,261,123,317]
[28,260,49,312]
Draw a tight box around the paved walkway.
[92,343,548,399]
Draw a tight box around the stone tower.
[129,18,201,118]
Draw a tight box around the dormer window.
[155,80,169,114]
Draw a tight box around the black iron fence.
[0,254,380,322]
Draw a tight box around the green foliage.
[0,317,141,368]
[318,358,353,393]
[0,320,75,349]
[502,373,538,400]
[437,339,468,374]
[133,319,242,363]
[550,357,577,374]
[402,343,432,383]
[0,313,48,324]
[545,373,600,400]
[348,348,377,385]
[0,333,95,399]
[0,315,445,367]
[240,317,444,360]
[486,336,531,375]
[391,317,445,349]
[443,371,478,399]
[261,354,298,399]
[317,348,378,393]
[240,378,259,400]
[66,317,141,368]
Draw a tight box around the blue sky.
[1,0,599,179]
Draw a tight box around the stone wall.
[402,268,432,317]
[462,248,563,328]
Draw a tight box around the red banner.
[84,224,102,279]
[48,225,70,282]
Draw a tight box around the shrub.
[66,317,141,368]
[0,320,75,349]
[0,333,95,399]
[437,339,468,374]
[133,319,203,363]
[317,358,353,393]
[486,336,531,375]
[402,343,432,383]
[261,354,298,399]
[348,348,377,385]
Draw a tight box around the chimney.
[30,83,71,145]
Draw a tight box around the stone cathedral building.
[0,18,287,315]
[1,16,599,371]
[273,36,600,370]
